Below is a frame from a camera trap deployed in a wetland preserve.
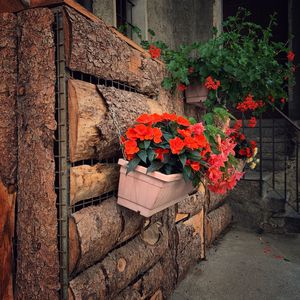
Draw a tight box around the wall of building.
[93,0,116,26]
[92,0,215,49]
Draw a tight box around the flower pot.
[117,159,194,217]
[185,81,208,107]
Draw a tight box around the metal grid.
[53,8,140,299]
[240,110,300,212]
[67,70,138,214]
[54,9,69,300]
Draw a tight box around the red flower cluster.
[122,112,245,195]
[206,134,244,194]
[177,83,187,92]
[149,45,161,59]
[236,94,259,112]
[228,120,257,160]
[287,51,295,62]
[204,76,220,90]
[248,117,257,128]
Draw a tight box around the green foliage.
[122,8,296,113]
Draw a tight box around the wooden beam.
[0,182,16,300]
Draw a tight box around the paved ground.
[170,226,300,300]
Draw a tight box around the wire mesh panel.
[53,8,142,299]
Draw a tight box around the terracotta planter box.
[185,81,208,107]
[117,159,194,217]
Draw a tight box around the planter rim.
[118,158,184,182]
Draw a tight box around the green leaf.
[188,151,202,162]
[188,117,197,125]
[144,140,151,149]
[137,150,148,163]
[183,166,192,182]
[147,161,164,173]
[148,29,156,36]
[203,113,214,125]
[179,154,187,167]
[147,149,156,162]
[126,157,141,174]
[163,132,173,142]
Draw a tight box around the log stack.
[62,5,233,299]
[1,3,234,299]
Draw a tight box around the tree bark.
[115,252,176,300]
[70,163,119,205]
[16,8,59,299]
[69,222,169,299]
[0,12,17,189]
[176,210,204,282]
[177,188,206,217]
[206,203,232,246]
[63,6,165,96]
[68,79,175,162]
[207,191,226,212]
[0,13,17,300]
[69,198,144,275]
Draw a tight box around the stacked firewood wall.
[0,4,233,299]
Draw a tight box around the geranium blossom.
[170,137,185,154]
[149,45,161,59]
[287,51,295,62]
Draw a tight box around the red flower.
[184,136,199,150]
[250,140,257,149]
[169,137,185,154]
[177,129,192,138]
[248,117,257,128]
[239,149,246,156]
[204,76,220,90]
[190,123,204,135]
[280,98,285,104]
[136,113,153,124]
[153,127,163,143]
[287,51,295,62]
[126,128,137,140]
[178,83,187,92]
[268,95,275,103]
[162,113,177,121]
[124,140,139,155]
[194,134,209,148]
[134,124,153,140]
[186,160,201,171]
[155,148,169,161]
[149,45,161,59]
[234,120,242,130]
[236,94,259,112]
[239,133,245,141]
[150,113,164,123]
[177,116,190,126]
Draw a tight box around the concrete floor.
[170,226,300,300]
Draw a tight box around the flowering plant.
[227,119,259,169]
[121,111,244,194]
[144,9,295,117]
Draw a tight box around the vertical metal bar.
[296,136,299,212]
[55,10,69,300]
[272,117,275,189]
[259,114,263,196]
[284,122,287,202]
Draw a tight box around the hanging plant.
[117,110,244,216]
